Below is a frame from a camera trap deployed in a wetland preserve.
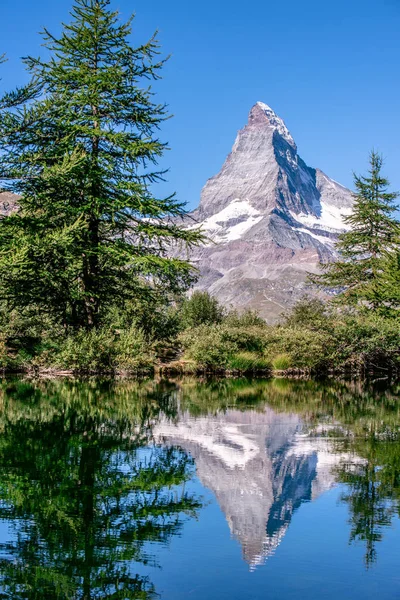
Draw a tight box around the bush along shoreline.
[158,296,400,379]
[0,294,398,378]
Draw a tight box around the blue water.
[0,377,398,599]
[140,482,400,600]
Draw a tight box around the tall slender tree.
[375,250,400,317]
[310,152,400,308]
[0,0,202,329]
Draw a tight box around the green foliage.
[0,0,202,330]
[0,336,11,369]
[331,313,400,371]
[311,152,400,309]
[57,328,117,371]
[283,296,330,331]
[375,250,400,317]
[179,321,271,371]
[179,291,225,329]
[265,327,333,370]
[179,325,236,368]
[56,326,154,372]
[228,352,271,372]
[220,325,268,353]
[106,293,182,341]
[178,302,400,374]
[115,326,156,371]
[224,308,267,328]
[272,353,292,370]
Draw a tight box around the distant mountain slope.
[185,102,353,321]
[0,192,19,217]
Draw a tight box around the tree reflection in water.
[336,436,400,567]
[0,379,202,599]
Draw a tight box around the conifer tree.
[310,152,400,308]
[376,250,400,317]
[0,0,202,329]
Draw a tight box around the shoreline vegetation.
[0,2,398,380]
[0,293,398,378]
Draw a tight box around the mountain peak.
[183,103,353,322]
[249,101,295,148]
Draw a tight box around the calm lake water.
[0,377,399,599]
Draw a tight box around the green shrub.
[272,353,293,371]
[115,327,155,371]
[180,291,225,329]
[56,326,156,373]
[179,325,236,368]
[57,328,117,372]
[224,308,267,328]
[331,313,400,370]
[283,296,331,331]
[107,296,181,341]
[179,312,400,374]
[0,335,11,369]
[179,322,275,371]
[221,325,268,353]
[265,327,332,370]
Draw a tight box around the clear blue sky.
[0,0,399,209]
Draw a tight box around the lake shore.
[1,361,398,380]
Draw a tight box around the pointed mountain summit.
[186,102,353,321]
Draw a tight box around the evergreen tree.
[376,250,400,317]
[0,0,202,329]
[180,291,225,328]
[310,152,400,308]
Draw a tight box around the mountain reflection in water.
[155,408,364,568]
[0,377,398,599]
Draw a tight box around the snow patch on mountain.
[295,227,336,246]
[291,201,352,233]
[191,198,263,244]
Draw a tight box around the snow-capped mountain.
[185,102,353,321]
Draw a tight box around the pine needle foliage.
[310,152,400,308]
[375,250,400,317]
[0,0,202,329]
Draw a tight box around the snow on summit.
[255,101,296,147]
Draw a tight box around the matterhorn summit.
[186,102,353,321]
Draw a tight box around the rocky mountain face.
[185,102,353,322]
[0,192,19,217]
[155,408,360,570]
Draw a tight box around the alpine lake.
[0,376,399,599]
